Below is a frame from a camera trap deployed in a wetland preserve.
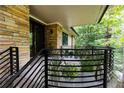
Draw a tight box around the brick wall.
[0,5,30,68]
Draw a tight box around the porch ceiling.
[30,5,107,30]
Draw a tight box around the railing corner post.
[10,47,13,75]
[103,49,108,88]
[15,47,19,72]
[44,49,48,88]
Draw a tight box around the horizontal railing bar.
[20,63,45,87]
[2,55,45,88]
[48,59,104,61]
[48,69,104,72]
[0,67,10,74]
[0,70,10,79]
[48,78,103,83]
[32,75,45,88]
[0,53,10,60]
[39,81,45,88]
[48,64,104,67]
[12,65,17,69]
[35,76,45,88]
[11,51,17,53]
[48,73,104,78]
[0,74,11,85]
[48,83,103,88]
[49,48,111,51]
[49,54,104,56]
[11,54,16,56]
[83,83,104,88]
[13,57,45,87]
[0,57,10,65]
[0,48,10,55]
[12,58,17,60]
[48,84,64,88]
[0,62,10,70]
[27,70,45,88]
[12,70,17,73]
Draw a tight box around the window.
[62,32,68,46]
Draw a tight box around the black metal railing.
[0,47,19,87]
[47,47,113,88]
[1,49,46,88]
[1,47,114,88]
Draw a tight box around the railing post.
[44,49,48,88]
[103,49,108,88]
[15,47,19,72]
[10,47,13,75]
[60,46,63,58]
[111,49,114,71]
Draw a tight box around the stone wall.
[45,24,61,49]
[45,23,76,49]
[0,5,30,68]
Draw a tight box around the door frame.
[30,17,46,57]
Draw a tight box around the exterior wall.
[0,5,76,69]
[45,24,63,49]
[57,30,62,48]
[70,35,75,48]
[57,24,76,49]
[73,36,75,48]
[57,24,63,48]
[45,23,76,49]
[0,5,30,68]
[68,35,72,47]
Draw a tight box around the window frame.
[62,32,68,46]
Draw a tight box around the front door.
[30,18,45,57]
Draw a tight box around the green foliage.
[80,61,94,71]
[113,48,124,72]
[101,6,124,27]
[50,61,62,76]
[100,6,124,73]
[74,24,106,47]
[50,61,78,80]
[61,63,78,80]
[101,6,124,47]
[74,6,124,73]
[80,48,103,72]
[74,6,124,48]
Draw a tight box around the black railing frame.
[10,47,13,75]
[44,49,48,88]
[103,49,108,88]
[47,47,113,88]
[0,47,19,87]
[1,47,114,88]
[10,47,19,74]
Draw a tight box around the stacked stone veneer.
[0,5,30,68]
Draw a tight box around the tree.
[74,24,106,47]
[101,6,124,48]
[74,6,124,48]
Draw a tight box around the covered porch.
[0,5,117,88]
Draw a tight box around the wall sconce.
[50,29,53,34]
